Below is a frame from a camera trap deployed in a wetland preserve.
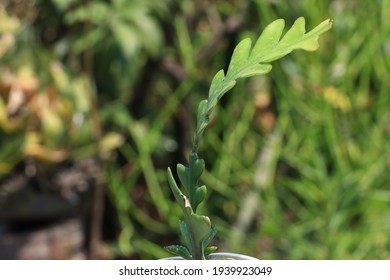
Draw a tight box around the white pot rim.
[161,252,258,260]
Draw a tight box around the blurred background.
[0,0,389,260]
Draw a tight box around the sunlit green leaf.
[226,38,252,79]
[207,69,225,109]
[250,19,285,62]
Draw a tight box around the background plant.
[1,0,389,260]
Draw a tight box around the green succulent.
[166,17,332,260]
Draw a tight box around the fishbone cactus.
[166,17,332,260]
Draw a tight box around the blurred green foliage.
[1,0,389,260]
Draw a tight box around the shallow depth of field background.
[0,0,389,259]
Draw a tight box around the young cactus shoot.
[166,17,332,260]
